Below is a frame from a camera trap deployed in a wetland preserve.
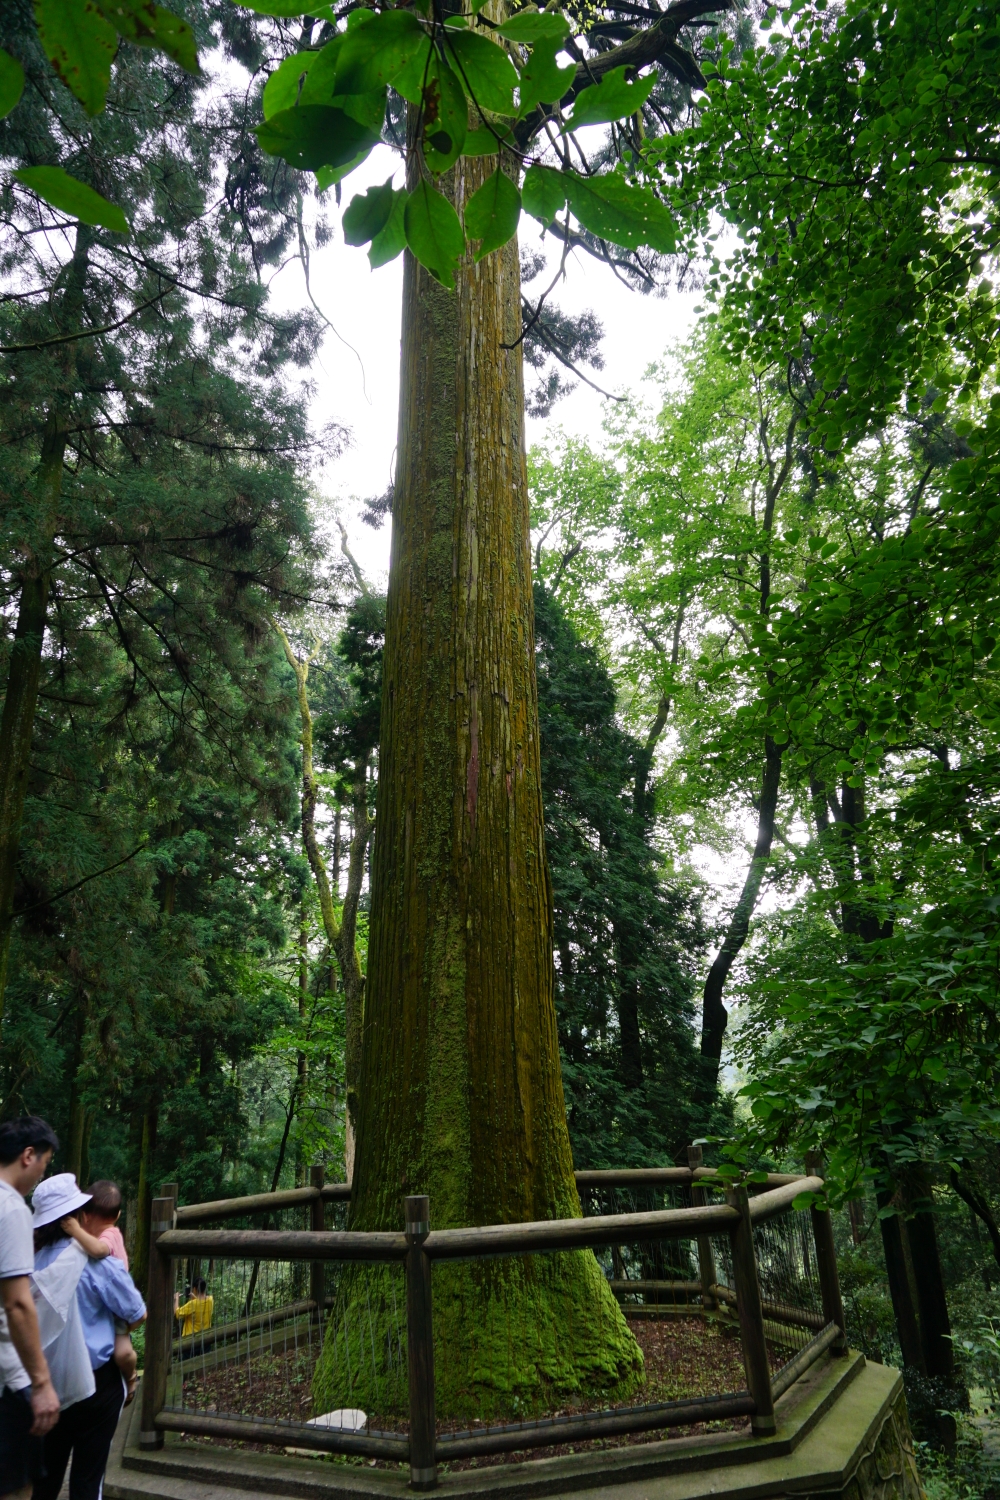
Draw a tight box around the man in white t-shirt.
[0,1117,61,1500]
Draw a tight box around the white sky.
[265,141,701,585]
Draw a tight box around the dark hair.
[85,1181,122,1219]
[34,1219,72,1252]
[194,1278,207,1294]
[0,1116,59,1166]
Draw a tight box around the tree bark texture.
[316,146,641,1420]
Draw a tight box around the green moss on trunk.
[314,1254,642,1420]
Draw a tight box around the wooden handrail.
[175,1183,349,1226]
[171,1168,810,1225]
[748,1176,823,1224]
[158,1228,409,1261]
[163,1185,824,1263]
[575,1168,804,1189]
[421,1201,741,1259]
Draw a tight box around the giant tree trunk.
[315,147,642,1420]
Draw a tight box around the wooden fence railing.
[140,1161,846,1489]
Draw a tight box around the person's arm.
[61,1218,110,1259]
[0,1278,60,1436]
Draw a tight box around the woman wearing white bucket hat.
[30,1177,145,1500]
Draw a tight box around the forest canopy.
[2,0,1000,1472]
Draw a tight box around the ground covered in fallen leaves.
[173,1314,770,1467]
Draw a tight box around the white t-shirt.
[0,1178,34,1392]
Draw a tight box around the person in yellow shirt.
[174,1279,213,1338]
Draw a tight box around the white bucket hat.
[32,1173,92,1229]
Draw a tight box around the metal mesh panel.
[164,1254,407,1442]
[751,1212,826,1375]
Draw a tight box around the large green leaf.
[263,52,316,120]
[256,105,380,172]
[445,30,518,115]
[565,66,656,128]
[404,179,465,289]
[314,144,376,191]
[300,36,386,130]
[343,178,397,246]
[463,167,520,261]
[335,11,430,102]
[0,49,25,120]
[567,173,675,252]
[521,163,570,226]
[516,37,575,115]
[369,188,408,268]
[94,0,199,74]
[497,11,570,43]
[421,55,467,174]
[34,0,117,115]
[14,166,129,233]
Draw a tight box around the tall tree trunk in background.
[132,1106,157,1294]
[0,420,67,1022]
[317,143,642,1421]
[64,998,89,1181]
[699,413,795,1094]
[904,1168,964,1450]
[613,608,685,1094]
[337,758,370,1187]
[876,1189,925,1374]
[296,905,309,1187]
[0,227,92,1024]
[700,733,783,1081]
[275,627,371,1178]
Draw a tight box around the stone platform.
[105,1353,923,1500]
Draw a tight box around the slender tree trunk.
[317,142,642,1420]
[79,1111,94,1192]
[699,416,795,1091]
[296,906,309,1187]
[613,609,685,1093]
[336,759,370,1185]
[0,227,92,1023]
[132,1106,157,1294]
[0,425,65,1021]
[876,1189,925,1374]
[273,627,369,1175]
[64,999,89,1181]
[950,1168,1000,1273]
[700,734,783,1079]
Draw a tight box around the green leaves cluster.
[2,0,200,229]
[246,3,681,285]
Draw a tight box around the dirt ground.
[175,1314,760,1468]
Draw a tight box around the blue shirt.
[35,1241,146,1370]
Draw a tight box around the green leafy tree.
[534,582,710,1166]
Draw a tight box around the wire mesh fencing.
[163,1253,408,1443]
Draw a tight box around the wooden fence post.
[687,1145,717,1312]
[310,1164,325,1320]
[725,1184,776,1436]
[805,1152,847,1355]
[405,1194,437,1490]
[139,1195,176,1451]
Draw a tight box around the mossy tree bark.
[315,144,642,1421]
